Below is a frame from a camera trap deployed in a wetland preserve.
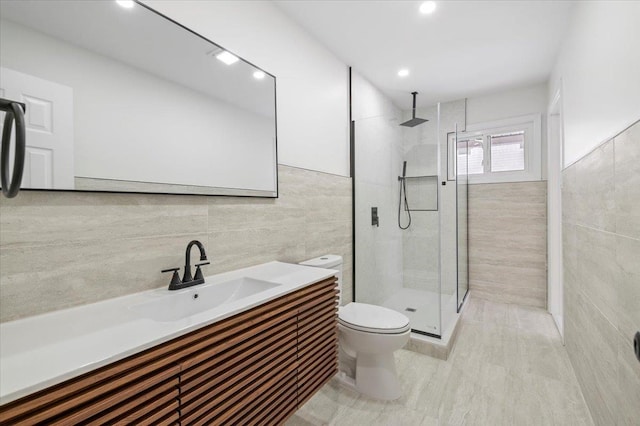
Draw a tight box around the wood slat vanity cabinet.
[0,277,339,425]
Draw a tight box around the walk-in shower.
[352,78,469,339]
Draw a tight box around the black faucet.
[161,240,210,290]
[183,240,207,283]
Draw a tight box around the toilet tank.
[299,255,343,304]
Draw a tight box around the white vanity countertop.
[0,261,336,405]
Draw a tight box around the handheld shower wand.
[398,161,411,229]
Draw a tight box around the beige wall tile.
[576,225,619,327]
[616,331,640,424]
[207,227,307,274]
[0,191,208,248]
[207,197,305,233]
[563,124,640,424]
[564,288,619,425]
[471,279,546,308]
[0,165,352,322]
[341,265,353,305]
[615,234,640,342]
[304,221,351,260]
[468,181,547,308]
[0,233,208,321]
[614,120,640,240]
[562,222,578,294]
[575,141,615,232]
[562,165,578,225]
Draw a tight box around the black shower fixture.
[399,92,428,127]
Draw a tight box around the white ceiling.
[1,0,275,118]
[275,0,574,109]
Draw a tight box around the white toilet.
[299,255,410,400]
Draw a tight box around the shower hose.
[398,177,411,229]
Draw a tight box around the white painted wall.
[466,83,548,125]
[466,83,548,179]
[144,0,350,177]
[549,1,640,168]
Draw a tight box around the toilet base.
[335,370,357,391]
[354,352,402,400]
[338,350,403,400]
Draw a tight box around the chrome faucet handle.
[194,262,210,281]
[161,267,182,289]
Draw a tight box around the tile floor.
[287,297,593,425]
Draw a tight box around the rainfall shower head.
[400,92,428,127]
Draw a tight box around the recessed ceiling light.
[398,69,410,77]
[115,0,135,9]
[419,1,437,14]
[216,51,239,65]
[253,70,266,80]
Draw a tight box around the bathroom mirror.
[0,0,277,197]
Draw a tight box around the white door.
[0,67,74,189]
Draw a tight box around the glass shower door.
[353,108,442,337]
[353,115,405,312]
[396,119,441,336]
[456,131,469,309]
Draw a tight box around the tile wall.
[468,181,548,308]
[562,120,640,424]
[0,165,352,322]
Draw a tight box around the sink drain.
[405,307,417,312]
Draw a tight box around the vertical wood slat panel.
[0,277,339,426]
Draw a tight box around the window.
[447,114,541,183]
[456,137,483,176]
[490,131,525,172]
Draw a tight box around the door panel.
[0,67,74,189]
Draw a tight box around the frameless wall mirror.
[0,0,277,197]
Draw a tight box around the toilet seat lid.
[338,303,410,334]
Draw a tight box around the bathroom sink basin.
[130,277,280,322]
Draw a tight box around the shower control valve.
[371,207,379,227]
